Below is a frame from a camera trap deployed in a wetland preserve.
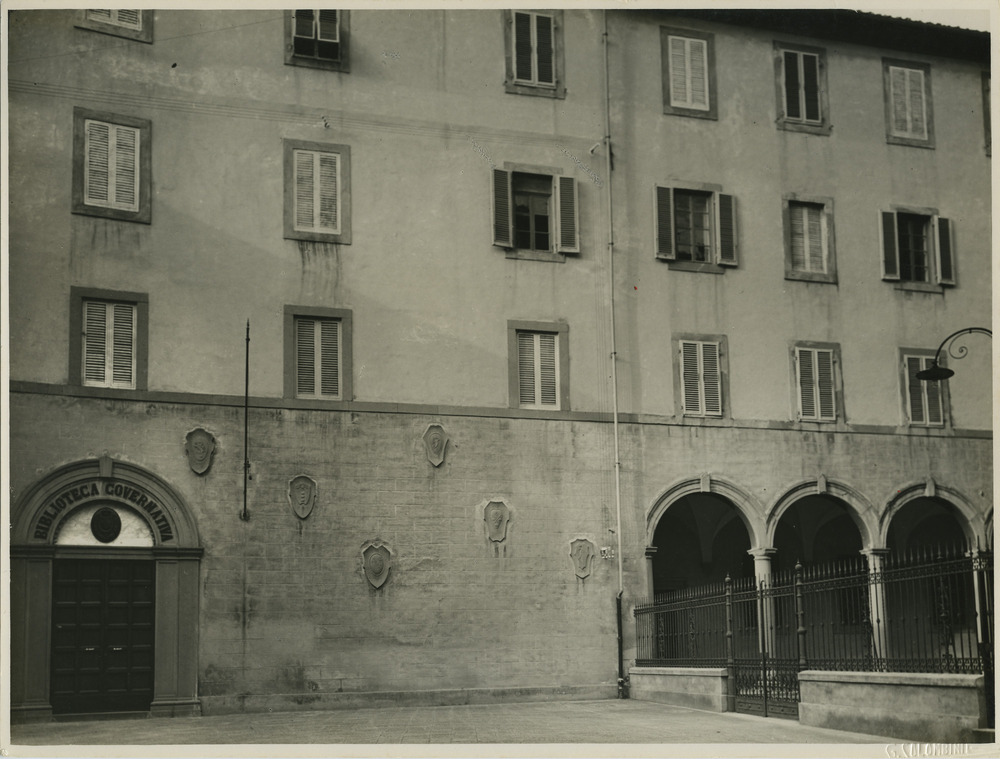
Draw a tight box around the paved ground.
[8,699,911,749]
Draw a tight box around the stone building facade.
[8,9,991,720]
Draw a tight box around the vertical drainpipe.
[603,9,627,698]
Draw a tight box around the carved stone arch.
[10,456,202,723]
[764,478,878,551]
[878,480,984,548]
[12,456,201,548]
[646,474,765,548]
[985,509,994,551]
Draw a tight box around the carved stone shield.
[570,539,596,579]
[422,424,449,467]
[184,428,216,475]
[484,501,510,543]
[362,542,392,588]
[288,475,317,520]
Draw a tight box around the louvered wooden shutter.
[83,301,135,388]
[514,12,533,83]
[797,348,835,421]
[680,341,701,414]
[890,66,926,139]
[936,217,955,286]
[84,119,139,212]
[295,318,341,399]
[115,10,141,30]
[318,10,339,42]
[669,36,689,107]
[790,203,824,272]
[701,342,721,416]
[670,36,708,110]
[538,333,557,406]
[294,150,339,234]
[554,176,579,253]
[518,332,536,405]
[924,364,944,425]
[535,14,555,86]
[880,211,900,280]
[717,194,737,266]
[655,186,675,260]
[492,169,513,248]
[681,340,721,417]
[294,9,314,39]
[88,10,113,22]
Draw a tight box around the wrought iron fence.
[634,544,993,722]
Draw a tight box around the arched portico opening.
[772,495,864,573]
[886,497,971,555]
[649,493,755,596]
[10,456,202,722]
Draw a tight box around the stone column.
[644,546,657,599]
[748,548,777,654]
[861,548,890,665]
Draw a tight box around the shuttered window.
[654,185,737,267]
[294,149,340,234]
[789,202,826,273]
[292,10,341,61]
[284,140,350,243]
[512,12,556,87]
[82,301,136,389]
[84,119,140,213]
[668,35,709,111]
[884,60,933,147]
[493,170,578,256]
[782,50,821,123]
[904,355,944,426]
[87,9,142,30]
[679,340,722,417]
[295,317,341,399]
[796,347,836,422]
[880,210,954,286]
[517,331,560,410]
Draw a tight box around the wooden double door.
[50,559,155,714]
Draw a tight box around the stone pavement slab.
[7,699,926,751]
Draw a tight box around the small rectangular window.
[654,184,737,270]
[783,196,836,283]
[504,10,565,99]
[284,306,353,401]
[902,353,946,427]
[661,27,716,120]
[508,320,569,410]
[492,167,578,260]
[283,140,351,244]
[880,209,954,287]
[72,108,151,223]
[69,287,149,391]
[678,339,723,417]
[775,43,830,135]
[795,345,838,422]
[286,10,349,72]
[883,59,934,148]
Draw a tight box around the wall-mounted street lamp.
[915,327,992,381]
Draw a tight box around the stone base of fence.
[628,667,729,712]
[798,670,986,743]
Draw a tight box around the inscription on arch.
[32,478,174,542]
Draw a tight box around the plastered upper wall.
[8,10,992,429]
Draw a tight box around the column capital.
[747,547,777,560]
[644,545,658,559]
[860,548,890,559]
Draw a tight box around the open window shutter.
[880,211,900,280]
[936,217,955,286]
[816,349,835,421]
[905,356,926,424]
[319,319,340,397]
[535,14,555,86]
[83,301,108,385]
[538,333,558,406]
[492,169,513,248]
[111,304,135,387]
[296,318,316,396]
[513,12,533,82]
[680,341,701,414]
[797,348,816,420]
[518,332,536,405]
[717,194,737,266]
[655,186,675,260]
[85,121,110,206]
[701,342,722,416]
[554,176,579,253]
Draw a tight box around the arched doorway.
[772,494,864,573]
[886,497,970,556]
[650,493,754,596]
[10,456,202,722]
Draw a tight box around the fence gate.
[730,576,802,718]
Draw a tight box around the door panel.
[50,559,155,714]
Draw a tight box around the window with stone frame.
[286,10,349,72]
